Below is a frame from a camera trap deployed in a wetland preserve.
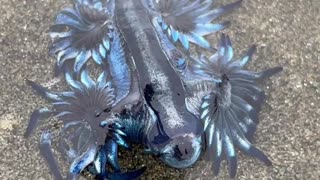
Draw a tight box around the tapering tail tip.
[261,66,283,79]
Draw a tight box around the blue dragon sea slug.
[25,0,282,179]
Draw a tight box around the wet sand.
[0,0,319,179]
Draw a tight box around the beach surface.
[0,0,319,179]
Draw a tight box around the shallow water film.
[0,0,319,179]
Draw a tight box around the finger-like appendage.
[106,140,120,172]
[150,0,241,50]
[228,110,272,166]
[112,133,130,149]
[231,94,258,121]
[211,113,223,176]
[107,30,132,104]
[188,34,280,178]
[27,80,62,102]
[258,67,283,80]
[199,83,271,177]
[224,35,234,62]
[232,85,266,113]
[39,131,64,180]
[74,49,91,74]
[222,111,237,178]
[240,143,272,166]
[25,108,54,138]
[231,81,265,106]
[94,146,108,177]
[56,48,80,72]
[80,66,95,88]
[49,0,114,75]
[230,67,283,81]
[229,105,257,140]
[239,45,256,67]
[69,144,97,174]
[188,34,283,85]
[64,69,83,91]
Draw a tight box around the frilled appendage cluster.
[148,0,242,49]
[86,121,147,180]
[25,67,115,144]
[25,66,145,179]
[49,0,114,74]
[188,34,282,177]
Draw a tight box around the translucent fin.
[80,66,95,88]
[106,30,132,104]
[24,108,54,138]
[105,140,120,171]
[74,49,91,73]
[189,34,283,84]
[227,109,272,166]
[39,131,64,180]
[27,80,62,102]
[70,144,97,174]
[199,85,272,177]
[149,0,242,49]
[49,0,114,75]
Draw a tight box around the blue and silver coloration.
[187,34,282,177]
[88,121,147,180]
[49,0,114,74]
[145,0,242,49]
[25,0,283,179]
[25,66,145,179]
[115,0,203,170]
[26,66,116,144]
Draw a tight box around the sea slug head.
[158,133,202,169]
